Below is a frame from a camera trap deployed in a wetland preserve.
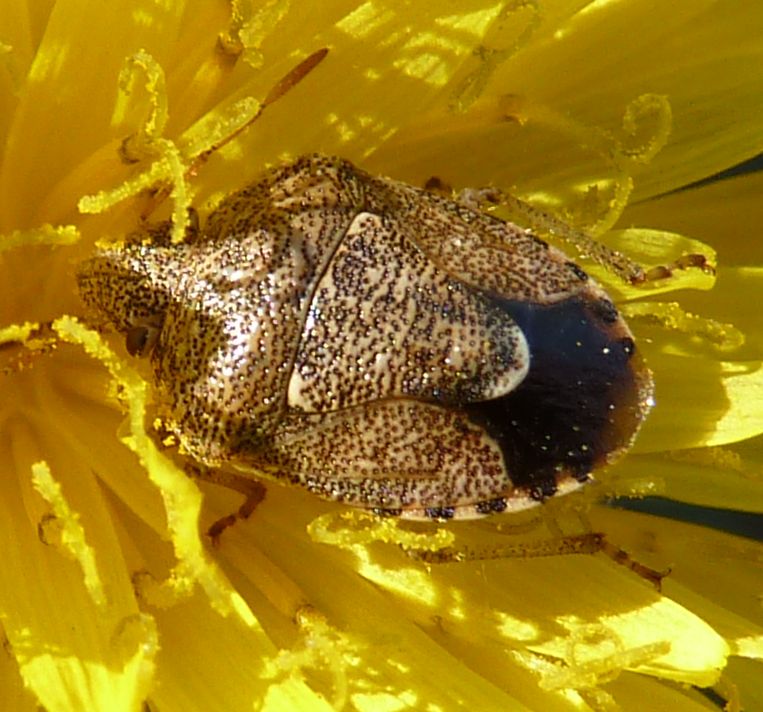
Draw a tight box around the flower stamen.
[219,0,293,68]
[622,302,745,352]
[31,460,107,607]
[449,0,542,113]
[52,316,256,626]
[0,224,79,253]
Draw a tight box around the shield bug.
[77,153,654,522]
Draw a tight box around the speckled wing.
[252,399,533,518]
[286,209,530,414]
[362,173,591,305]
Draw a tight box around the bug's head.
[77,241,181,357]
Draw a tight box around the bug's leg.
[458,186,713,285]
[185,464,267,542]
[407,531,604,564]
[460,186,645,284]
[407,531,668,590]
[596,535,671,591]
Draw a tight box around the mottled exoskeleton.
[78,155,653,520]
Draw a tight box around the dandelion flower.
[1,2,761,710]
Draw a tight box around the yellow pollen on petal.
[31,461,107,607]
[533,598,729,688]
[668,446,745,471]
[0,321,60,377]
[75,49,194,243]
[732,635,763,660]
[308,510,455,552]
[78,138,191,244]
[264,606,355,710]
[79,43,322,246]
[325,112,358,143]
[622,302,745,353]
[219,0,293,67]
[335,1,395,39]
[619,94,672,164]
[436,5,506,37]
[341,545,445,610]
[236,0,293,69]
[0,321,41,345]
[0,224,79,252]
[517,93,672,234]
[180,96,262,159]
[447,0,542,113]
[309,513,462,608]
[709,360,763,446]
[113,49,168,145]
[352,691,420,712]
[540,626,671,691]
[392,48,454,87]
[494,611,540,642]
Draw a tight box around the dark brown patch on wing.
[462,293,652,500]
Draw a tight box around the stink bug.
[77,153,654,522]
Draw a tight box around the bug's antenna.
[188,48,329,174]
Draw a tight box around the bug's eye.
[125,324,157,357]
